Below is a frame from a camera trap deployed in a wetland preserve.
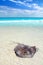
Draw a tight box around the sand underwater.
[0,26,43,65]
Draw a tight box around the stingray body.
[14,44,37,58]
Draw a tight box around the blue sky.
[0,0,43,17]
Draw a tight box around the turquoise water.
[0,17,43,26]
[0,17,43,20]
[0,22,43,26]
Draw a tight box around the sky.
[0,0,43,17]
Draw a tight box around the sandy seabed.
[0,26,43,65]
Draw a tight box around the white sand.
[0,26,43,65]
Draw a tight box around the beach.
[0,26,43,65]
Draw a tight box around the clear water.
[0,17,43,26]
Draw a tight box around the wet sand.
[0,26,43,65]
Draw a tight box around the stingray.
[14,43,38,58]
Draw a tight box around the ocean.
[0,17,43,20]
[0,17,43,26]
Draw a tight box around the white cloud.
[24,0,32,2]
[0,10,7,14]
[9,0,32,7]
[9,0,43,10]
[9,0,17,3]
[0,6,43,17]
[0,0,43,17]
[32,3,43,10]
[10,0,26,6]
[10,0,32,3]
